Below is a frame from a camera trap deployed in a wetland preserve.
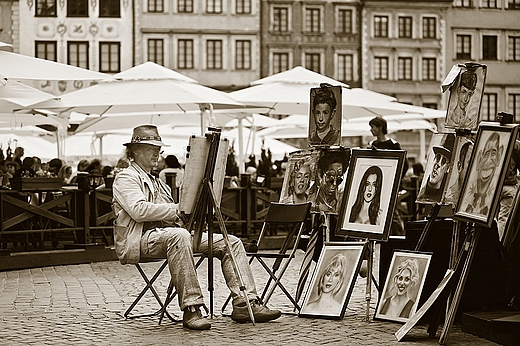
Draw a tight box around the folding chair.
[123,258,180,324]
[221,202,311,313]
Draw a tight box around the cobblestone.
[0,249,498,345]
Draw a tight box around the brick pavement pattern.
[0,250,497,345]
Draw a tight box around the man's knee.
[163,227,192,247]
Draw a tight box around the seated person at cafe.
[14,157,36,178]
[112,125,281,331]
[48,158,63,177]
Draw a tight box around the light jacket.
[112,162,179,264]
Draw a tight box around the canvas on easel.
[308,84,342,146]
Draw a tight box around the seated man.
[112,125,281,331]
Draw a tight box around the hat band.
[131,135,162,143]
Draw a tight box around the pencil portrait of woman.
[379,258,419,319]
[349,166,383,225]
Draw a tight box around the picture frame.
[279,149,320,206]
[375,250,432,323]
[308,84,342,146]
[299,242,366,319]
[445,63,487,131]
[442,135,474,206]
[416,133,456,205]
[335,149,406,241]
[455,122,520,227]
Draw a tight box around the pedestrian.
[111,125,281,330]
[159,154,184,187]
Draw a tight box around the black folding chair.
[221,202,311,313]
[123,258,180,324]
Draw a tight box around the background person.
[309,84,340,146]
[159,154,184,187]
[112,125,281,330]
[349,165,383,225]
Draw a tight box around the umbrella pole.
[238,117,244,174]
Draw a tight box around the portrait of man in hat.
[417,134,455,203]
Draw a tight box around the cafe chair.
[221,202,312,314]
[122,258,180,324]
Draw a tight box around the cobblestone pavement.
[0,248,497,346]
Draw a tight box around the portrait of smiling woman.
[349,165,383,225]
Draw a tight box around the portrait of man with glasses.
[310,150,349,213]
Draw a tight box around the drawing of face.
[477,135,501,188]
[314,103,335,132]
[430,153,449,188]
[457,85,475,110]
[294,164,311,196]
[322,162,343,197]
[396,268,412,296]
[364,173,378,203]
[322,267,341,294]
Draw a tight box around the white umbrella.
[0,50,111,81]
[230,66,439,120]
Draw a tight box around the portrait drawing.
[336,149,405,241]
[455,123,520,227]
[375,251,432,323]
[445,63,487,131]
[442,136,474,206]
[308,84,342,146]
[279,150,319,205]
[299,243,365,319]
[416,133,456,204]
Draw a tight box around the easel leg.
[439,225,481,345]
[364,240,374,322]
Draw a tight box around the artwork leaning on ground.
[442,136,475,206]
[444,63,487,131]
[416,133,456,204]
[335,148,406,241]
[299,242,366,319]
[375,250,432,323]
[308,84,343,147]
[455,122,520,227]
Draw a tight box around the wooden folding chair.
[123,258,180,324]
[221,202,311,313]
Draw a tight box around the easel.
[185,129,255,324]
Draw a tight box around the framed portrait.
[455,122,520,227]
[442,136,474,206]
[311,147,350,214]
[299,242,366,319]
[308,84,342,146]
[416,133,456,204]
[445,63,487,131]
[375,250,432,323]
[335,149,406,241]
[279,149,320,206]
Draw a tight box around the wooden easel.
[185,129,255,324]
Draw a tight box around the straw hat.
[123,124,170,147]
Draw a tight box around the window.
[454,0,472,7]
[337,9,352,34]
[456,35,472,60]
[99,42,120,73]
[67,0,88,17]
[236,40,251,70]
[272,7,289,32]
[423,17,436,39]
[509,36,520,61]
[149,0,164,12]
[338,54,353,82]
[399,16,412,38]
[509,94,520,119]
[236,0,251,14]
[398,57,413,80]
[374,16,388,38]
[483,35,498,60]
[35,41,57,61]
[100,0,120,17]
[482,0,497,8]
[273,52,289,74]
[68,41,89,69]
[305,53,321,73]
[36,0,56,16]
[305,8,321,33]
[374,57,389,80]
[148,39,164,65]
[207,40,222,70]
[178,0,193,12]
[178,39,194,69]
[422,58,436,81]
[481,93,497,121]
[509,0,520,9]
[206,0,222,14]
